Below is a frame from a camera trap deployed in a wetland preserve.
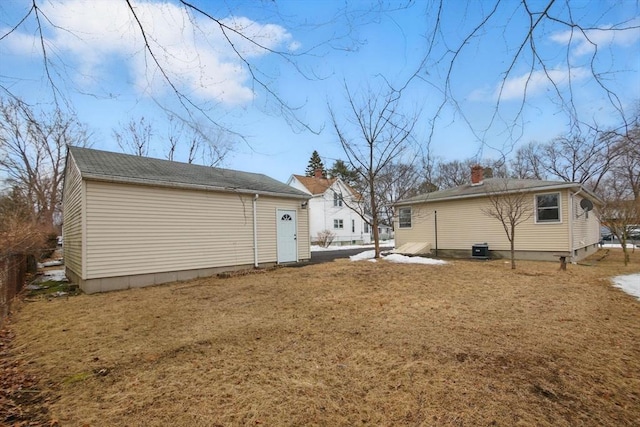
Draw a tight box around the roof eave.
[394,182,601,207]
[82,174,311,200]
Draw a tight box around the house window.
[364,222,370,233]
[352,219,355,233]
[399,207,412,228]
[333,192,343,207]
[536,193,560,223]
[334,219,344,229]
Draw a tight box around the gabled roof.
[291,174,337,196]
[67,146,310,199]
[395,178,603,206]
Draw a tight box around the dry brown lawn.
[5,249,640,426]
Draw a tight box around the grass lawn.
[3,249,640,426]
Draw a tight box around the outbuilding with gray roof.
[63,146,311,293]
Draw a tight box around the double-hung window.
[334,219,344,229]
[535,193,560,223]
[333,193,343,207]
[398,207,412,228]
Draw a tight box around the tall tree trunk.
[510,225,516,270]
[370,175,381,258]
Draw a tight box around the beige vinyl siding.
[298,206,310,258]
[62,160,84,277]
[571,194,601,250]
[255,196,310,262]
[84,181,307,279]
[396,190,572,252]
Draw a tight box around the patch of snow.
[384,253,448,265]
[350,250,447,265]
[601,243,640,249]
[40,269,68,282]
[38,260,64,268]
[349,250,376,261]
[312,240,395,252]
[612,274,640,301]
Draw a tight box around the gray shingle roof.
[68,146,310,199]
[396,178,602,205]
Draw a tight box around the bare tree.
[510,141,547,180]
[2,1,635,178]
[0,97,90,230]
[113,117,154,157]
[419,1,638,154]
[0,186,47,256]
[597,116,640,265]
[375,161,424,228]
[600,190,639,266]
[197,128,231,167]
[481,180,534,269]
[330,83,419,258]
[539,130,618,192]
[434,159,475,189]
[0,0,394,139]
[166,118,231,166]
[434,158,507,189]
[605,119,640,202]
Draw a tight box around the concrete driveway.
[309,244,394,265]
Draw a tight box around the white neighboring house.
[288,171,372,246]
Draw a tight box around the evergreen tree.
[329,159,360,188]
[305,150,326,177]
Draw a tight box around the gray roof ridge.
[396,177,599,205]
[68,146,310,199]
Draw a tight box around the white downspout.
[568,191,574,262]
[569,188,582,261]
[253,194,259,268]
[570,187,586,262]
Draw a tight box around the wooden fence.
[0,254,28,328]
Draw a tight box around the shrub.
[316,230,336,248]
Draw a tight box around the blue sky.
[1,0,639,183]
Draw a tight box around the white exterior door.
[277,209,297,263]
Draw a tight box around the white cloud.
[470,67,590,102]
[504,67,589,100]
[3,0,297,105]
[550,20,640,57]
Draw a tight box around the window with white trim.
[333,192,343,207]
[535,193,560,223]
[334,219,344,229]
[398,207,412,228]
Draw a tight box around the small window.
[352,219,355,233]
[536,193,560,223]
[399,207,412,228]
[281,214,292,221]
[334,219,344,229]
[333,192,343,207]
[364,222,370,233]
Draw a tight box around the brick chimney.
[314,168,324,178]
[471,165,484,185]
